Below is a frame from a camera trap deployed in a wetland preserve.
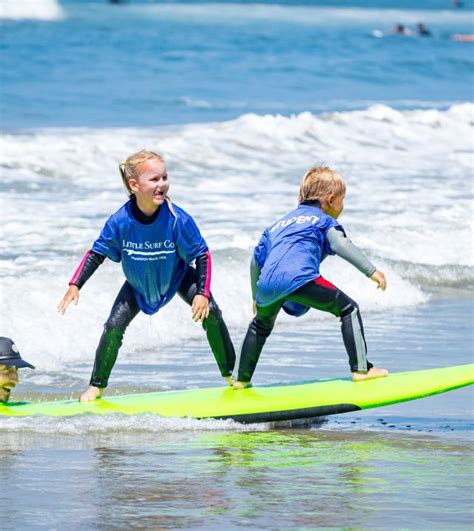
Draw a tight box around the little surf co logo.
[122,239,176,259]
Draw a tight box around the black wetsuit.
[237,274,373,382]
[71,198,235,388]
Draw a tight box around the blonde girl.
[58,150,235,400]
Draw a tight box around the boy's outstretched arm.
[57,250,106,314]
[327,227,387,290]
[249,229,269,314]
[370,270,387,291]
[250,255,261,314]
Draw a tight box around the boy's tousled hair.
[298,166,346,204]
[119,149,177,222]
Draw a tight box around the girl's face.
[323,192,345,219]
[129,158,170,211]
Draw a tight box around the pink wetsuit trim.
[69,250,91,286]
[204,249,212,298]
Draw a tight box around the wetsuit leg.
[89,281,140,388]
[177,266,235,377]
[237,301,282,382]
[286,277,372,372]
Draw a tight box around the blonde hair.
[119,149,177,222]
[298,166,346,204]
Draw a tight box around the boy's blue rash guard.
[92,200,207,315]
[254,204,342,307]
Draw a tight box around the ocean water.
[1,0,473,528]
[2,0,474,128]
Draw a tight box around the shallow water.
[1,428,473,529]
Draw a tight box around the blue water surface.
[1,0,473,129]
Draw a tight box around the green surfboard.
[1,364,473,423]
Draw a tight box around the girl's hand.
[370,270,387,291]
[57,285,80,315]
[192,294,210,322]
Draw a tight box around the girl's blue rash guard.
[254,204,342,308]
[92,199,208,315]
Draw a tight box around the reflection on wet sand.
[2,429,472,528]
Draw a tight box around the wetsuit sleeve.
[250,255,261,300]
[175,215,208,263]
[326,226,377,277]
[69,250,106,289]
[253,229,269,269]
[195,249,212,298]
[92,217,121,262]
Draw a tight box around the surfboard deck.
[1,364,473,423]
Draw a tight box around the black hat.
[0,337,35,369]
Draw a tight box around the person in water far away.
[233,166,389,389]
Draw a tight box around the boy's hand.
[57,285,80,314]
[192,294,210,322]
[370,270,387,291]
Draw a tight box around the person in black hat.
[0,337,35,403]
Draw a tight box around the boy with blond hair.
[234,167,388,388]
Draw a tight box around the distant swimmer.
[417,23,432,37]
[452,0,463,7]
[392,24,413,36]
[373,24,434,39]
[0,337,35,404]
[451,34,474,42]
[372,24,414,39]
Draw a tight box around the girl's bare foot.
[352,367,389,382]
[223,376,234,387]
[233,380,252,389]
[79,386,103,402]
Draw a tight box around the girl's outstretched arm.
[191,250,211,322]
[192,294,210,322]
[57,250,106,314]
[57,284,80,315]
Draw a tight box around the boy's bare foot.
[79,386,103,402]
[352,367,389,382]
[233,380,252,389]
[223,376,234,387]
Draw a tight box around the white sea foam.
[0,0,64,21]
[0,413,268,434]
[1,105,472,365]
